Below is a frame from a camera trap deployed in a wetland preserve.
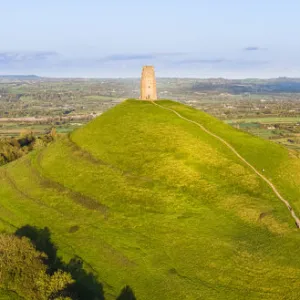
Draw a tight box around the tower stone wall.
[140,66,157,100]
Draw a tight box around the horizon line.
[1,75,300,80]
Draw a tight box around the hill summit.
[1,100,300,299]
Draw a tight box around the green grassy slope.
[1,100,300,299]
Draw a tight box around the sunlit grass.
[0,100,300,299]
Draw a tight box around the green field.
[1,100,300,299]
[226,117,300,124]
[0,123,83,138]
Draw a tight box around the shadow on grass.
[15,225,136,300]
[116,286,136,300]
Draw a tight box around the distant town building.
[140,66,157,100]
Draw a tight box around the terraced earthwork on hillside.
[1,100,300,299]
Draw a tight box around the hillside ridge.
[1,100,300,299]
[152,100,300,228]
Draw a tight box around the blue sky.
[1,0,300,78]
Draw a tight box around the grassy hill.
[1,100,300,299]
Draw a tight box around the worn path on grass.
[152,101,300,228]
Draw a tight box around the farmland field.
[226,117,300,124]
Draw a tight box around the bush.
[0,133,55,166]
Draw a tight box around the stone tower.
[140,66,157,100]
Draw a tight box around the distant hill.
[1,100,300,299]
[192,78,300,93]
[0,75,40,80]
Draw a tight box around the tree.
[0,234,73,299]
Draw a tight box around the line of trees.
[0,131,55,166]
